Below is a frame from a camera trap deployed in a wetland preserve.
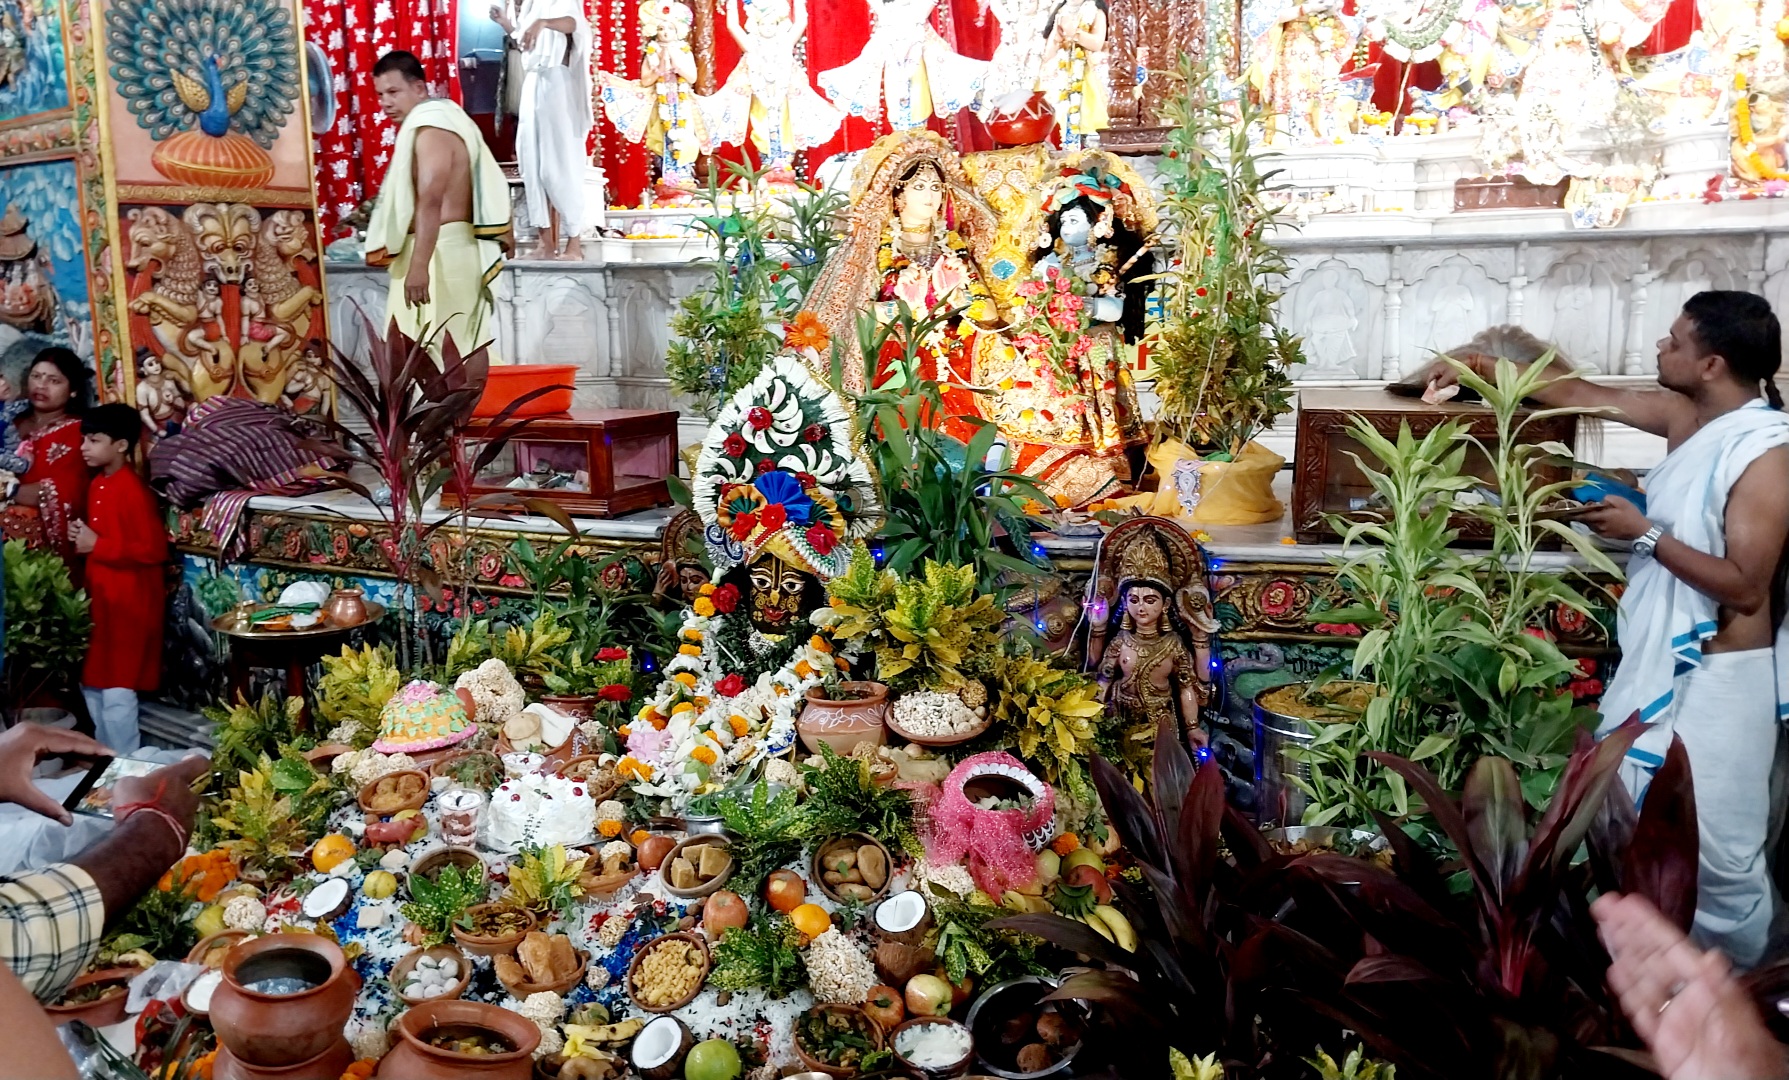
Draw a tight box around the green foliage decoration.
[2,538,91,710]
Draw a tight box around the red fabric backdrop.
[306,0,462,237]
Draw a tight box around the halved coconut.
[632,1015,693,1080]
[874,889,933,945]
[303,877,352,922]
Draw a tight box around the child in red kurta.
[73,405,167,753]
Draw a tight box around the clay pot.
[322,587,369,628]
[210,934,360,1068]
[494,945,588,999]
[452,903,538,957]
[539,694,598,722]
[987,92,1055,146]
[797,682,890,756]
[357,769,431,815]
[391,945,472,1006]
[213,1040,354,1080]
[811,832,894,905]
[378,999,540,1080]
[406,845,487,897]
[792,1004,885,1079]
[889,1016,974,1077]
[43,968,136,1027]
[455,687,479,722]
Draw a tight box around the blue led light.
[640,652,658,673]
[1194,745,1213,765]
[1029,542,1047,559]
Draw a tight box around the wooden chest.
[1291,388,1579,544]
[441,409,680,518]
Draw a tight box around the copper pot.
[321,587,369,627]
[377,1000,540,1079]
[210,935,360,1068]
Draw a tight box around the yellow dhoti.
[385,222,502,360]
[365,99,512,361]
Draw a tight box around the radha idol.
[623,355,884,806]
[801,131,1006,446]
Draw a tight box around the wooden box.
[1453,175,1570,212]
[1291,388,1578,544]
[441,409,680,518]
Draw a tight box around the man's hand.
[1595,892,1789,1080]
[1580,494,1651,542]
[489,3,513,31]
[112,755,209,850]
[521,18,542,48]
[404,264,431,307]
[69,519,97,555]
[1410,351,1496,403]
[0,725,112,826]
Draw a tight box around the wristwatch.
[1633,523,1665,559]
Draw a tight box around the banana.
[1001,890,1030,913]
[1091,905,1137,952]
[1079,911,1116,944]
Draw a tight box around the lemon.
[362,870,399,900]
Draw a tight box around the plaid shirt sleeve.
[0,864,105,1003]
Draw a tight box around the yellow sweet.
[362,871,399,899]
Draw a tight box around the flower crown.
[692,354,883,580]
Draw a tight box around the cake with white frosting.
[483,772,595,850]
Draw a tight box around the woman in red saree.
[2,348,93,571]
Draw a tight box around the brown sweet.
[857,846,888,890]
[669,857,698,891]
[696,845,731,880]
[518,932,578,984]
[1016,1043,1054,1072]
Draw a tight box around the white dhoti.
[519,63,591,235]
[1597,397,1789,967]
[1666,648,1780,966]
[514,0,594,236]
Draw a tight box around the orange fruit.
[311,834,356,873]
[789,903,832,940]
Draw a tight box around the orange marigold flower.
[651,716,669,730]
[728,714,750,737]
[631,829,650,845]
[673,671,698,688]
[617,757,655,780]
[809,634,833,653]
[672,701,697,715]
[618,725,633,737]
[794,660,814,678]
[682,627,704,641]
[337,1061,375,1080]
[699,583,717,596]
[691,745,719,766]
[1052,493,1072,508]
[679,643,702,656]
[693,598,716,617]
[598,820,624,838]
[1051,833,1082,855]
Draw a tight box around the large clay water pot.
[209,934,360,1068]
[377,1000,541,1080]
[797,682,890,756]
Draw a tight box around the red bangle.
[114,801,189,856]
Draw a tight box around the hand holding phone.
[0,724,113,827]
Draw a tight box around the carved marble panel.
[1530,253,1625,373]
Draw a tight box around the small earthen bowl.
[356,769,430,815]
[625,931,712,1014]
[452,903,538,957]
[390,945,472,1006]
[658,835,735,899]
[495,946,588,998]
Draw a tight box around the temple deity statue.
[597,0,707,190]
[1247,0,1360,142]
[1043,0,1112,147]
[1087,517,1218,765]
[977,0,1055,121]
[800,132,1006,447]
[817,0,989,129]
[695,0,843,178]
[624,354,884,805]
[983,153,1151,508]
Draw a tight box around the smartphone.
[60,755,114,813]
[70,758,162,818]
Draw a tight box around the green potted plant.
[1,538,91,719]
[541,645,634,722]
[1146,53,1301,526]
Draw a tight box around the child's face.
[81,432,129,470]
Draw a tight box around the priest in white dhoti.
[494,0,594,260]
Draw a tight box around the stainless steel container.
[1253,685,1315,828]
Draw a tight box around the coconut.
[632,1015,693,1080]
[302,877,352,922]
[873,890,933,945]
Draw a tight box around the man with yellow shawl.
[365,51,513,359]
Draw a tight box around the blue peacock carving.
[104,0,299,149]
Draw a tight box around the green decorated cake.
[372,680,476,754]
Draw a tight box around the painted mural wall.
[93,0,329,425]
[0,0,95,389]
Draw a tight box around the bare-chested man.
[364,50,512,359]
[1425,291,1789,968]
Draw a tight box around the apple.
[1062,849,1104,876]
[1063,863,1112,905]
[765,869,807,913]
[1034,849,1061,886]
[904,973,954,1017]
[863,985,905,1030]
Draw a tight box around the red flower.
[806,523,838,555]
[730,511,758,540]
[596,647,628,661]
[711,584,740,614]
[759,503,788,531]
[802,423,826,443]
[715,673,747,697]
[747,406,774,431]
[756,458,777,475]
[472,600,487,614]
[723,432,748,458]
[598,684,633,702]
